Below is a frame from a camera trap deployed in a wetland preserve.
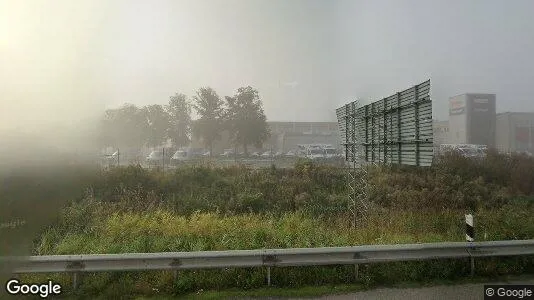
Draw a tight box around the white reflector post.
[465,214,474,242]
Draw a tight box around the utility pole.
[529,119,533,152]
[270,144,274,165]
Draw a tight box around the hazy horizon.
[2,0,534,132]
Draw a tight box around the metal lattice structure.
[337,80,433,166]
[336,100,369,227]
[336,80,434,225]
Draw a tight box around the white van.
[171,148,205,164]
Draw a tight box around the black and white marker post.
[465,213,475,276]
[465,214,474,242]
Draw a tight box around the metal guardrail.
[4,240,534,288]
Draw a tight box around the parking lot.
[100,156,345,170]
[100,145,346,170]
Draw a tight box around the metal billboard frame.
[336,79,433,167]
[336,80,433,227]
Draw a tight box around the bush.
[24,151,523,217]
[7,153,533,297]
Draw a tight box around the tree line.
[98,86,270,156]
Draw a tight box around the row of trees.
[98,86,270,155]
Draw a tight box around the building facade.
[269,121,340,152]
[433,120,449,146]
[496,112,534,154]
[190,121,340,155]
[448,93,496,147]
[268,122,338,135]
[276,132,339,153]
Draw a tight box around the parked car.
[146,149,173,165]
[170,148,206,165]
[324,146,338,159]
[261,151,273,158]
[520,150,533,157]
[285,150,296,157]
[220,149,235,158]
[251,151,261,157]
[307,146,326,160]
[170,149,188,165]
[439,144,486,159]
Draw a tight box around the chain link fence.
[99,148,346,170]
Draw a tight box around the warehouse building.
[496,112,534,154]
[190,121,340,155]
[269,122,340,152]
[268,121,338,135]
[433,120,449,146]
[448,93,496,147]
[276,131,339,153]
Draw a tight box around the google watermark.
[485,285,533,299]
[5,279,62,298]
[0,219,26,230]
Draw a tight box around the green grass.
[21,206,533,298]
[35,204,534,256]
[3,152,534,297]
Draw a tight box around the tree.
[99,103,148,149]
[192,87,225,156]
[225,86,270,155]
[141,104,170,148]
[165,93,192,148]
[97,111,115,149]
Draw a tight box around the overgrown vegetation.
[53,150,534,216]
[3,151,534,298]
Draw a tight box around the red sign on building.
[449,98,466,115]
[516,127,529,143]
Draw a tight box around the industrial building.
[434,93,533,155]
[433,120,449,147]
[496,112,534,154]
[190,121,340,155]
[276,131,339,153]
[268,121,338,135]
[448,93,496,147]
[269,122,339,152]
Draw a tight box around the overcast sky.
[1,0,534,133]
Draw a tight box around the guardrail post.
[170,259,181,283]
[266,266,271,286]
[263,254,278,287]
[469,256,475,277]
[72,272,80,290]
[354,264,359,281]
[466,214,475,276]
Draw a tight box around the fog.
[1,0,534,159]
[1,0,534,269]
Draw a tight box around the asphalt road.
[247,279,534,300]
[316,281,532,300]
